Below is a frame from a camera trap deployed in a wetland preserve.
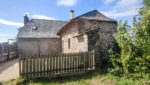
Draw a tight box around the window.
[32,26,37,30]
[68,38,71,49]
[62,40,64,52]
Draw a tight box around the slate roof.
[75,10,116,21]
[17,19,67,38]
[57,10,116,35]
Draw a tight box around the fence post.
[18,54,22,78]
[92,50,95,69]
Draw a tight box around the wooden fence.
[19,51,95,78]
[0,43,17,63]
[0,52,17,63]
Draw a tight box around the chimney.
[70,10,74,19]
[24,14,29,25]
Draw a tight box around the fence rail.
[19,51,95,78]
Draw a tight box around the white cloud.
[0,34,13,37]
[0,34,16,42]
[102,10,138,17]
[0,38,8,43]
[104,0,116,4]
[57,0,77,6]
[30,14,55,20]
[114,0,142,9]
[102,0,143,17]
[0,19,23,27]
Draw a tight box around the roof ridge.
[30,19,67,22]
[75,9,98,18]
[74,9,116,21]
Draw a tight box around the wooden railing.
[19,51,95,78]
[0,43,17,63]
[0,52,17,63]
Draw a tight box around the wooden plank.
[58,53,60,73]
[88,52,91,70]
[89,51,91,70]
[19,55,21,77]
[50,54,52,74]
[68,53,70,72]
[54,54,56,74]
[35,55,37,77]
[55,54,58,73]
[43,55,45,76]
[52,53,54,74]
[40,55,42,76]
[76,53,78,72]
[66,53,69,73]
[22,55,25,78]
[84,52,86,71]
[74,53,76,72]
[33,55,36,77]
[70,53,72,72]
[47,55,49,75]
[58,53,61,74]
[30,55,32,78]
[78,52,80,72]
[64,53,67,73]
[37,55,39,76]
[26,55,28,78]
[79,52,82,72]
[62,53,64,73]
[67,53,69,73]
[23,55,26,77]
[23,55,26,78]
[83,52,85,71]
[86,52,89,71]
[93,51,95,69]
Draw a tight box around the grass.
[0,69,150,85]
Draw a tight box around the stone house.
[57,10,117,66]
[17,15,67,55]
[17,10,117,66]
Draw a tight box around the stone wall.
[78,19,117,67]
[17,38,61,55]
[60,22,88,53]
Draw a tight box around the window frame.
[68,38,71,49]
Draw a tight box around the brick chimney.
[24,14,29,25]
[70,10,74,19]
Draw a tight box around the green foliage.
[133,10,150,77]
[108,42,123,76]
[109,0,150,80]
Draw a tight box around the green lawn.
[1,69,149,85]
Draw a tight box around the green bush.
[108,0,150,80]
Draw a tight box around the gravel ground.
[0,58,19,81]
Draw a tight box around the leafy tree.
[109,0,150,79]
[134,9,150,76]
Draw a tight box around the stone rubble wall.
[78,19,117,67]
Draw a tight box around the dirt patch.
[0,58,19,81]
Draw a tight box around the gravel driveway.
[0,58,19,81]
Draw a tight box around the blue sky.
[0,0,143,42]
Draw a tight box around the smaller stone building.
[17,15,67,55]
[57,10,117,66]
